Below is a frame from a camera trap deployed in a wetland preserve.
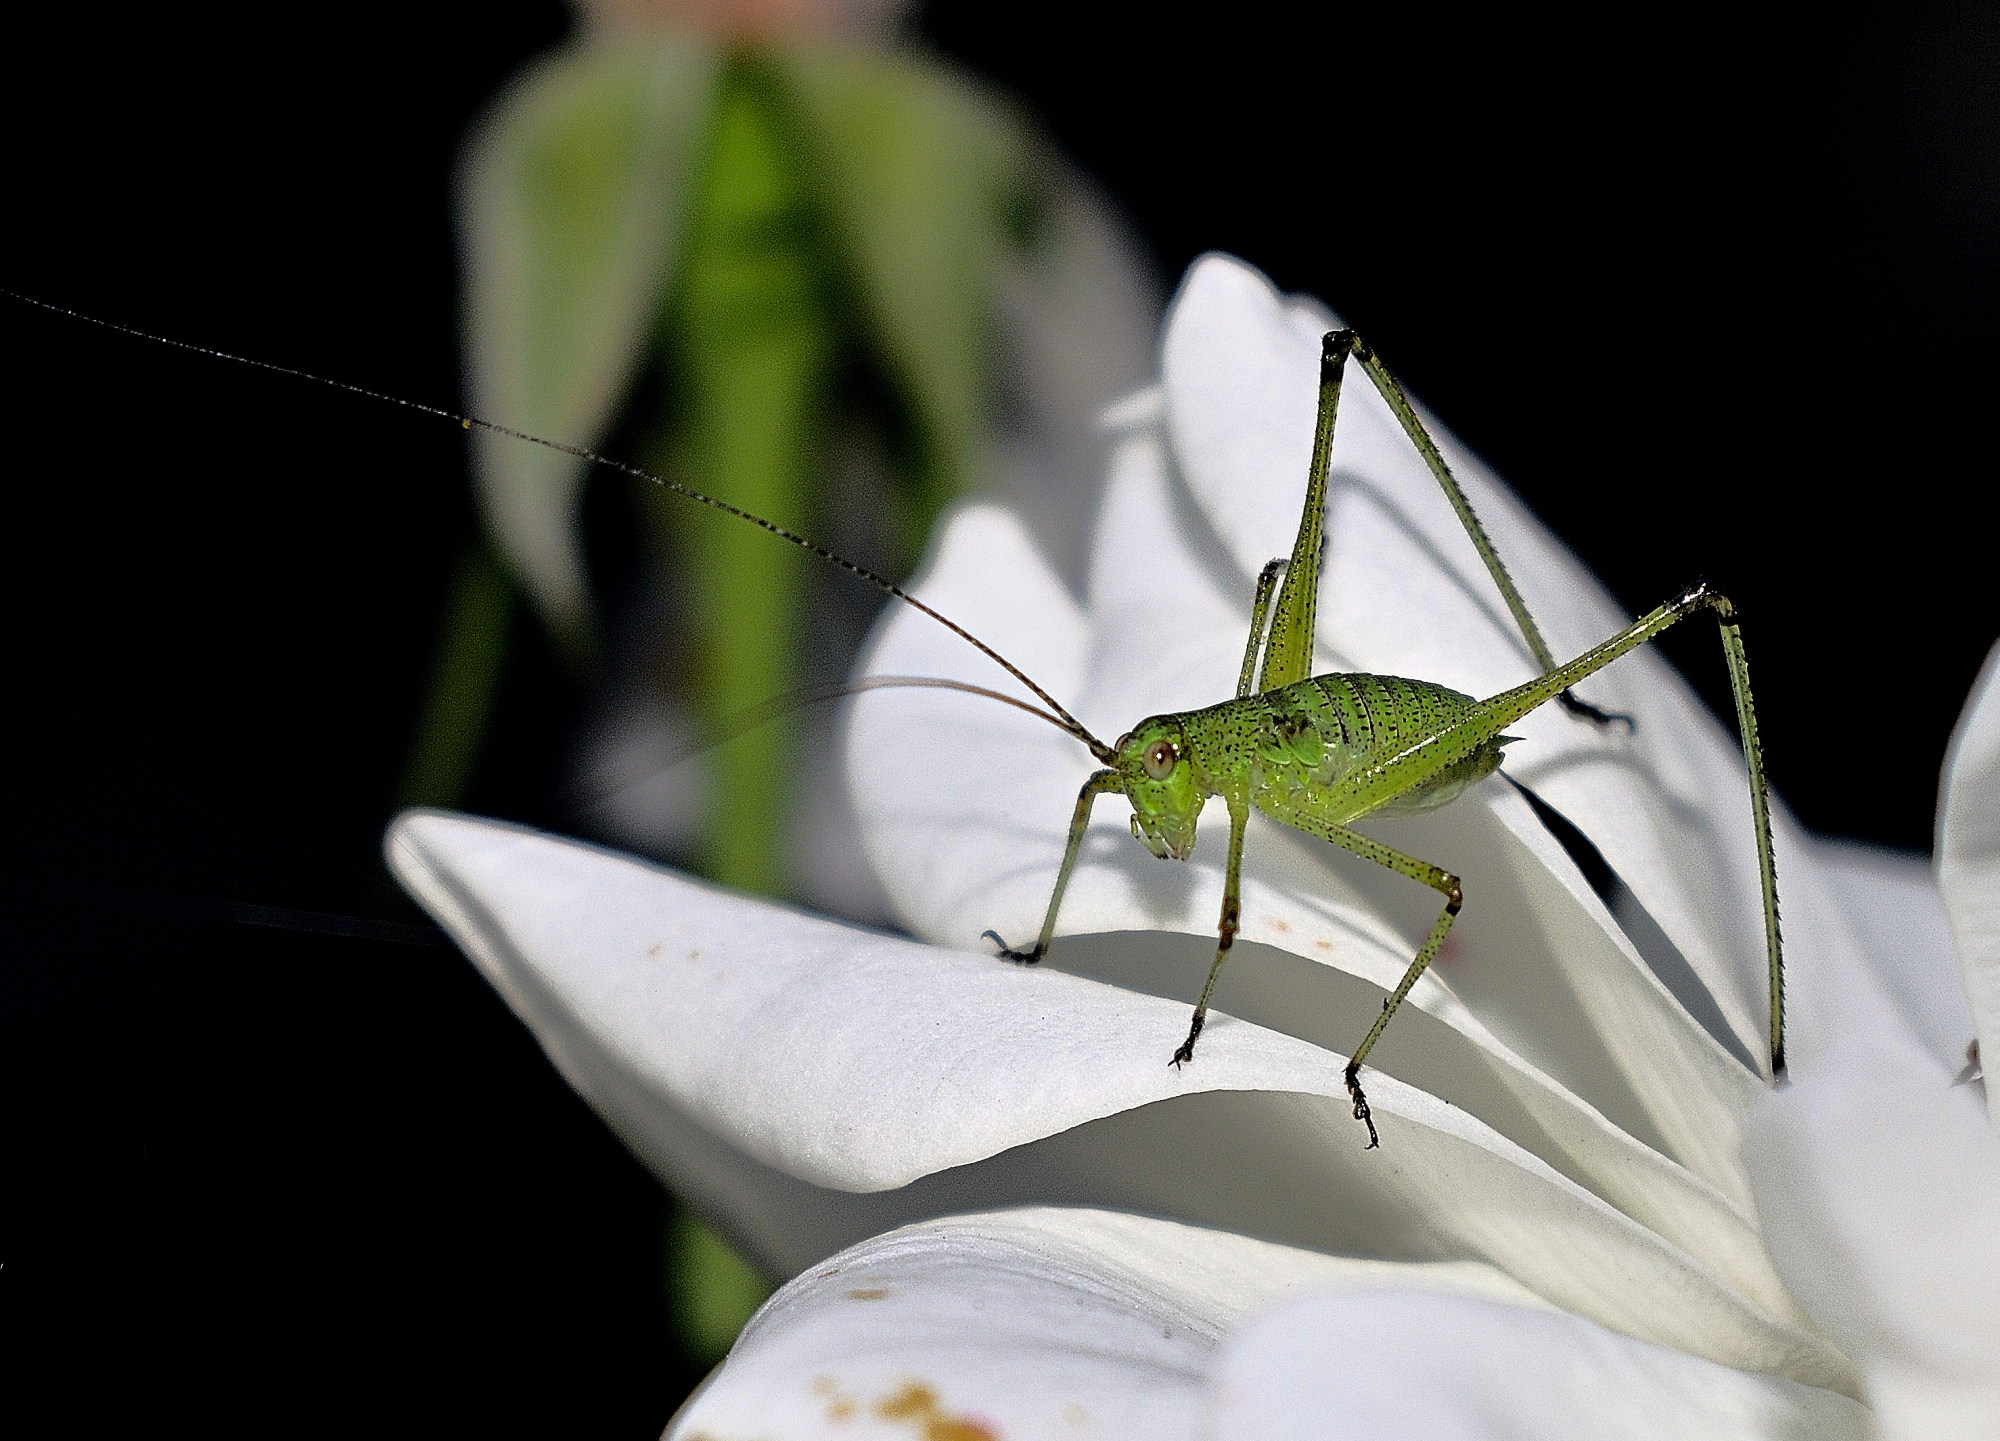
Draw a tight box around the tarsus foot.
[1344,1061,1381,1149]
[1559,689,1635,732]
[1170,1013,1205,1069]
[982,929,1043,965]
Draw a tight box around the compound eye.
[1143,739,1178,779]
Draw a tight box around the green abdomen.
[1185,673,1507,819]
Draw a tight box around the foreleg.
[986,768,1124,964]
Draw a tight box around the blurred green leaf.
[780,45,1039,528]
[669,1209,772,1365]
[460,35,720,655]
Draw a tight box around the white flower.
[387,256,1989,1437]
[1741,643,2000,1441]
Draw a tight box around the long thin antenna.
[703,674,1103,752]
[570,675,1096,822]
[6,289,1120,765]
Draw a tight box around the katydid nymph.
[977,328,1783,1148]
[11,293,1784,1150]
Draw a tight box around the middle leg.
[1258,798,1464,1149]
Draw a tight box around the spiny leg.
[1238,559,1287,699]
[1474,581,1783,1073]
[1711,596,1782,1072]
[1346,890,1459,1150]
[1339,332,1629,729]
[985,768,1124,964]
[1171,792,1251,1068]
[1258,332,1352,692]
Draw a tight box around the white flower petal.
[1937,639,2000,1120]
[846,501,1102,953]
[1814,837,1973,1078]
[1744,1039,2000,1440]
[1158,252,1342,587]
[1080,427,1258,724]
[669,1206,1550,1441]
[1209,1289,1869,1440]
[385,810,1855,1391]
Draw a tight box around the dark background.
[3,3,1995,1434]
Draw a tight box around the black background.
[3,3,1995,1434]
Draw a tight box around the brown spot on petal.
[846,1287,890,1300]
[1314,938,1333,952]
[1263,916,1292,933]
[646,942,662,959]
[874,1381,1000,1440]
[813,1376,859,1423]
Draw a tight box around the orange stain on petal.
[874,1381,1001,1441]
[813,1375,859,1423]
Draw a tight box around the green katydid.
[9,293,1782,1149]
[977,328,1782,1148]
